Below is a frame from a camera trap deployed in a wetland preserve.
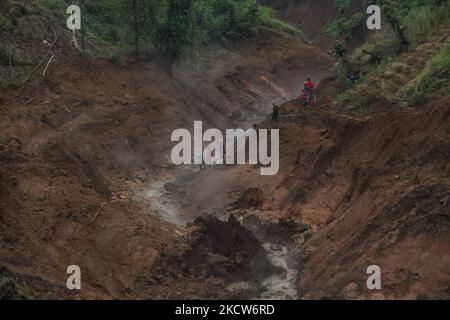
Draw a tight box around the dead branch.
[23,111,56,129]
[22,22,58,84]
[42,54,55,76]
[24,111,44,121]
[25,98,36,105]
[92,203,106,222]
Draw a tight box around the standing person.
[300,88,310,108]
[304,78,316,105]
[299,78,315,108]
[348,74,358,87]
[272,103,279,125]
[304,78,315,93]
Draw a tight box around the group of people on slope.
[272,74,359,123]
[272,78,316,124]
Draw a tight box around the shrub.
[408,44,450,104]
[326,13,365,40]
[258,6,304,38]
[402,1,450,46]
[338,88,370,112]
[335,0,353,13]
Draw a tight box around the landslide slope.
[0,1,332,299]
[178,76,450,300]
[169,28,450,299]
[260,0,370,50]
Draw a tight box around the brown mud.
[1,1,449,300]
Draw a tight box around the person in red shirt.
[304,78,315,94]
[299,78,315,107]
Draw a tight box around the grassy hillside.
[334,26,449,113]
[325,0,450,113]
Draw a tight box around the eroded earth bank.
[1,0,450,300]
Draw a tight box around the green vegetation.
[402,1,450,46]
[0,45,32,88]
[0,45,32,67]
[365,0,450,50]
[335,0,353,13]
[326,13,365,39]
[38,0,302,59]
[408,44,450,105]
[0,271,32,300]
[258,6,304,37]
[328,0,449,51]
[335,35,449,113]
[329,0,449,113]
[326,0,366,40]
[337,88,370,113]
[326,17,345,39]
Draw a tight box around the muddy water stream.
[261,243,298,300]
[138,162,300,299]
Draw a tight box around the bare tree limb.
[42,54,55,76]
[92,203,106,222]
[22,23,58,84]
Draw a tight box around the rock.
[233,188,264,209]
[205,253,230,265]
[371,293,385,300]
[164,182,178,192]
[231,111,242,119]
[343,282,359,299]
[181,214,281,282]
[234,252,245,264]
[146,277,159,285]
[226,281,254,292]
[270,243,283,252]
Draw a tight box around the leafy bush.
[343,13,365,32]
[335,0,353,13]
[326,13,365,39]
[258,6,304,38]
[0,45,31,66]
[402,1,450,46]
[0,272,32,300]
[338,88,370,113]
[408,44,450,104]
[326,17,345,39]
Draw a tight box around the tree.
[332,41,348,58]
[372,0,410,52]
[157,0,195,58]
[133,0,138,53]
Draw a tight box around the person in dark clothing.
[300,89,310,108]
[272,103,279,123]
[348,74,358,86]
